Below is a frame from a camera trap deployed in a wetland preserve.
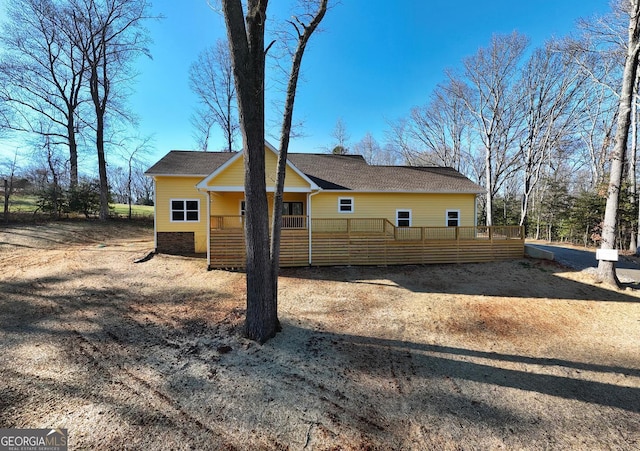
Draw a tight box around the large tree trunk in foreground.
[222,0,328,342]
[597,0,640,286]
[222,0,277,343]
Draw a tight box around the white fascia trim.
[203,185,312,193]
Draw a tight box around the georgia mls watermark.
[0,428,67,451]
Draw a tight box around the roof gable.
[195,142,319,192]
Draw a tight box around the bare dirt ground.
[1,221,639,450]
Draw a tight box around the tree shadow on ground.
[2,263,638,449]
[280,259,640,303]
[273,323,640,413]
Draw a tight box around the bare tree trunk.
[629,85,638,253]
[3,179,9,223]
[485,150,493,226]
[127,154,133,220]
[96,108,110,220]
[45,138,60,218]
[63,96,80,189]
[597,0,640,286]
[222,0,277,343]
[271,0,328,308]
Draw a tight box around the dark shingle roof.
[288,154,484,193]
[146,150,484,194]
[145,150,235,176]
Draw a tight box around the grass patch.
[110,203,154,218]
[1,194,154,219]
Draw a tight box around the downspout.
[308,190,321,265]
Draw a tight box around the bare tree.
[69,0,154,220]
[352,132,398,165]
[189,39,239,152]
[353,132,380,164]
[631,81,640,253]
[222,0,275,342]
[407,78,473,171]
[330,117,350,154]
[221,0,328,343]
[384,118,419,165]
[1,150,20,223]
[111,135,152,217]
[597,0,640,286]
[270,0,328,327]
[564,35,621,187]
[0,0,87,188]
[457,32,529,226]
[516,42,587,232]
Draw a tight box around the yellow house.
[145,143,524,268]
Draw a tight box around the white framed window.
[396,209,411,227]
[446,209,460,227]
[338,197,354,213]
[171,199,199,222]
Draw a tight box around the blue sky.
[1,0,613,166]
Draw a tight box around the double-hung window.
[446,210,460,227]
[396,209,411,227]
[171,199,199,222]
[338,197,354,213]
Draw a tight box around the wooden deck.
[209,217,524,268]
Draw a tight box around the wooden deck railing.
[211,215,308,230]
[211,216,523,241]
[208,216,524,268]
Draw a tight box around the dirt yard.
[1,221,639,450]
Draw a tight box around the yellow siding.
[207,147,310,189]
[211,192,244,216]
[154,176,209,253]
[310,192,476,227]
[211,192,307,216]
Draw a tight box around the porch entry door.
[282,202,304,228]
[282,202,303,216]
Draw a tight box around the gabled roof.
[146,150,484,194]
[194,142,320,191]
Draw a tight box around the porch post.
[206,191,211,268]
